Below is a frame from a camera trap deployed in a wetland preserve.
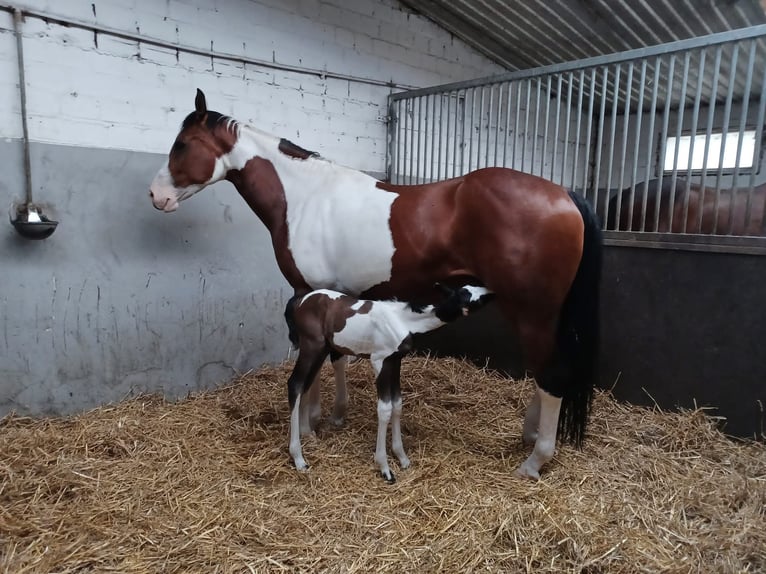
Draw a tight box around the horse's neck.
[396,305,444,335]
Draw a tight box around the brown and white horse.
[149,89,603,480]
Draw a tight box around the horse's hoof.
[293,460,310,472]
[329,416,345,427]
[380,470,396,484]
[398,456,411,469]
[515,464,540,481]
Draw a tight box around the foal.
[284,285,494,482]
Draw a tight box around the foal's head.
[433,284,495,322]
[149,89,237,212]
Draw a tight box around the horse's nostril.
[149,190,154,198]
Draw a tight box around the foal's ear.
[194,88,208,117]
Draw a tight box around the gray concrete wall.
[1,141,291,415]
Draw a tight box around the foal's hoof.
[380,470,396,484]
[329,416,345,428]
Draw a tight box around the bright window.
[663,130,757,172]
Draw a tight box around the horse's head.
[433,283,495,321]
[149,89,237,212]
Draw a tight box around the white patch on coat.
[464,285,493,302]
[218,127,398,294]
[300,289,346,305]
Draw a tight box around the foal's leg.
[389,356,410,470]
[288,343,328,470]
[329,352,349,426]
[301,372,322,434]
[372,354,397,483]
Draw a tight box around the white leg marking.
[522,389,541,446]
[289,394,308,471]
[370,357,384,377]
[375,399,395,483]
[517,386,561,480]
[390,396,410,469]
[330,356,348,426]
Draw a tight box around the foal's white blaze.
[517,386,562,480]
[464,285,493,302]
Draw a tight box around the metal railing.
[387,26,766,254]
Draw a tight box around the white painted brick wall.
[1,0,504,173]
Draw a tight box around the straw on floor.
[1,356,764,573]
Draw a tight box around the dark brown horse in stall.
[148,89,603,480]
[606,178,766,235]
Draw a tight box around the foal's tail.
[284,294,302,349]
[557,191,603,448]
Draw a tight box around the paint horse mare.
[148,89,603,480]
[283,285,494,482]
[606,178,766,235]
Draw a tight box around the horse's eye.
[172,140,186,153]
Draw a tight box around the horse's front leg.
[329,353,348,426]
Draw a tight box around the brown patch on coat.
[278,138,319,160]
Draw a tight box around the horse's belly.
[286,184,399,295]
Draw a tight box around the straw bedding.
[1,356,764,573]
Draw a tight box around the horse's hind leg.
[329,352,349,426]
[388,356,410,470]
[372,354,399,483]
[515,316,562,480]
[522,390,541,446]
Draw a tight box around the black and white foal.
[284,285,494,482]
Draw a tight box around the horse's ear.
[194,89,207,116]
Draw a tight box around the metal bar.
[712,45,739,234]
[542,76,552,181]
[513,82,522,169]
[667,52,691,234]
[391,25,766,100]
[571,69,585,193]
[727,39,756,235]
[640,56,661,231]
[388,98,398,183]
[468,88,476,173]
[503,82,512,167]
[746,62,766,235]
[437,93,444,181]
[476,87,484,169]
[485,86,493,168]
[615,62,634,229]
[423,94,431,183]
[415,96,423,185]
[592,66,609,218]
[456,91,464,178]
[654,54,676,232]
[428,95,437,183]
[627,59,647,231]
[603,64,622,230]
[552,74,563,181]
[681,49,706,233]
[696,46,723,233]
[561,73,574,186]
[407,99,414,185]
[603,232,766,256]
[12,9,33,204]
[494,83,503,166]
[532,78,541,176]
[522,79,531,172]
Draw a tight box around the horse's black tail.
[284,294,302,349]
[557,191,603,448]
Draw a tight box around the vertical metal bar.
[727,39,756,235]
[468,88,476,173]
[458,90,466,177]
[552,74,563,181]
[485,85,493,168]
[407,99,414,185]
[522,79,531,172]
[681,49,707,232]
[561,73,574,186]
[476,87,485,169]
[571,69,585,192]
[592,66,609,219]
[542,75,552,181]
[428,94,436,182]
[532,78,541,176]
[640,57,661,231]
[746,59,766,235]
[615,62,634,229]
[627,59,647,231]
[712,44,739,234]
[654,54,676,232]
[415,96,423,185]
[437,93,444,181]
[582,70,596,201]
[667,52,691,233]
[503,82,512,167]
[603,64,622,229]
[696,46,723,233]
[513,81,522,169]
[494,83,503,166]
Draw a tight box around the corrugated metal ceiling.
[399,0,766,71]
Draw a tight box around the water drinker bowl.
[10,203,58,240]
